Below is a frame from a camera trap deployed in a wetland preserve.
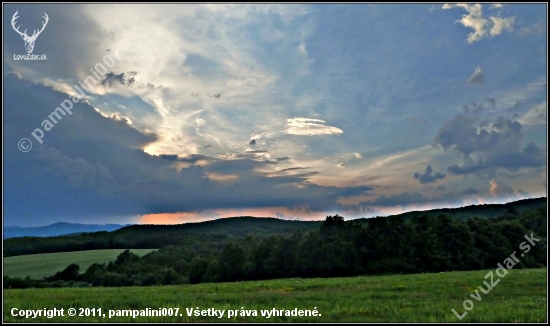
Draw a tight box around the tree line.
[3,217,321,257]
[4,206,546,289]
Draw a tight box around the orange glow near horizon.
[138,207,331,225]
[137,193,545,225]
[140,212,213,225]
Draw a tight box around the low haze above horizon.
[4,3,547,227]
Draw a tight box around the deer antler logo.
[11,10,49,54]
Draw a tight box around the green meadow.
[4,268,546,322]
[3,249,156,280]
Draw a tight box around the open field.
[3,249,156,279]
[4,268,546,322]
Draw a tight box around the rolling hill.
[354,196,548,224]
[3,249,156,279]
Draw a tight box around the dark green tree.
[218,242,245,282]
[188,257,209,284]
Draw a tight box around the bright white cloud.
[490,16,515,36]
[444,4,487,43]
[518,102,547,126]
[298,39,307,55]
[443,3,515,43]
[284,118,343,136]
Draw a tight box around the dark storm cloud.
[4,73,160,225]
[4,73,380,225]
[434,114,545,175]
[509,101,521,111]
[179,164,210,187]
[275,167,310,173]
[158,153,216,164]
[460,188,480,195]
[462,101,483,114]
[204,158,277,174]
[4,4,109,81]
[322,185,373,198]
[447,163,487,175]
[101,71,138,88]
[33,146,117,194]
[484,98,496,107]
[276,157,290,162]
[158,154,179,161]
[413,164,446,184]
[471,102,483,113]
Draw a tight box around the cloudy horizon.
[3,3,547,227]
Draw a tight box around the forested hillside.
[4,197,546,257]
[3,217,321,257]
[4,203,546,289]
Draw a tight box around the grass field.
[4,268,546,322]
[3,249,156,279]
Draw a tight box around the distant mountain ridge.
[3,222,129,239]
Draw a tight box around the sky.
[3,3,547,227]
